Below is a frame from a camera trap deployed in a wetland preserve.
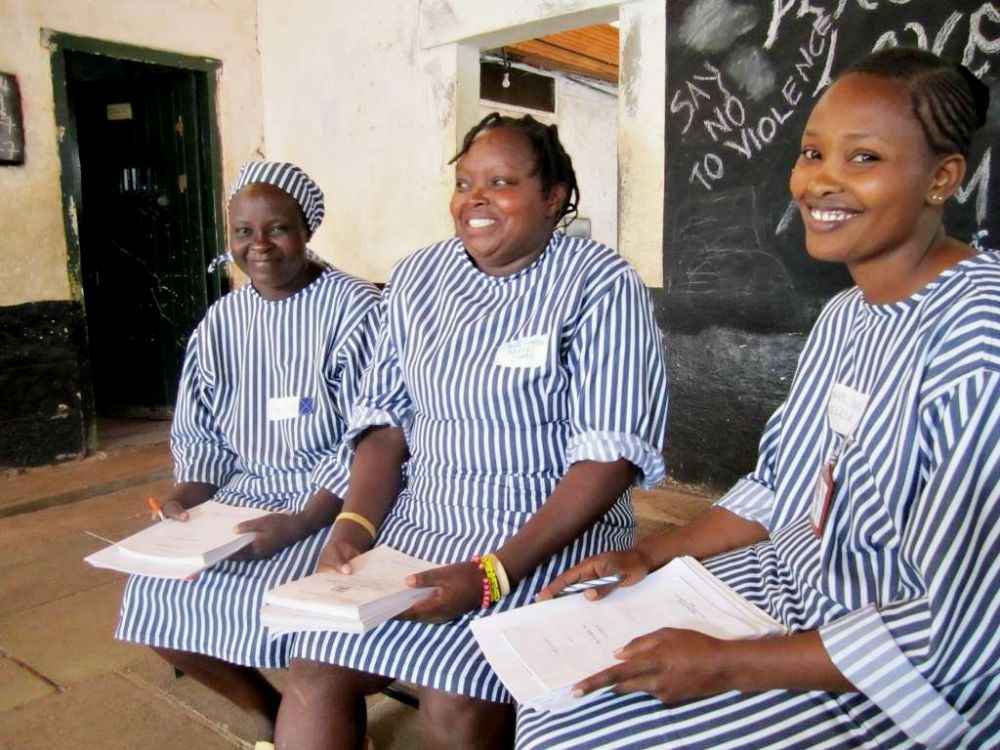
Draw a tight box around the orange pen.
[147,496,166,522]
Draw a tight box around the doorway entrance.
[50,35,226,444]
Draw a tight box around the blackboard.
[0,73,25,165]
[662,0,1000,334]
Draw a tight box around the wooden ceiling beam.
[500,24,619,85]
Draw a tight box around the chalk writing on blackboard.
[664,0,1000,306]
[0,73,25,165]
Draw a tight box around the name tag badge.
[827,383,869,436]
[267,396,301,421]
[494,333,549,369]
[809,463,835,538]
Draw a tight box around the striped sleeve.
[343,283,414,445]
[170,325,239,486]
[716,402,785,528]
[821,369,1000,749]
[565,268,669,488]
[310,296,382,496]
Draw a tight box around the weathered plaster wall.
[256,0,461,281]
[418,0,620,50]
[0,0,263,466]
[0,0,264,307]
[618,0,664,286]
[258,0,660,283]
[551,77,619,248]
[481,73,618,249]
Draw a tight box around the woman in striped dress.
[274,116,670,749]
[115,162,380,748]
[521,48,1000,750]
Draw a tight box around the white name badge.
[827,383,869,436]
[267,396,301,422]
[494,334,549,369]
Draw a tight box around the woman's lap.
[116,523,329,668]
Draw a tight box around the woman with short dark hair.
[275,115,670,750]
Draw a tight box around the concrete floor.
[0,420,714,750]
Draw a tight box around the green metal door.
[68,53,221,417]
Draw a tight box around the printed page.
[471,557,785,712]
[115,501,268,563]
[264,545,437,618]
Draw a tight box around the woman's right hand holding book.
[318,518,375,574]
[154,481,218,522]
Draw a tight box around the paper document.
[471,556,786,713]
[262,545,437,635]
[84,501,270,580]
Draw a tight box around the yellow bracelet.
[334,511,377,540]
[487,553,511,597]
[482,558,501,601]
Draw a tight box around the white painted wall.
[619,0,665,285]
[256,0,462,282]
[0,0,263,305]
[259,0,663,285]
[554,77,618,248]
[481,72,619,249]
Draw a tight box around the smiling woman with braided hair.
[518,46,1000,750]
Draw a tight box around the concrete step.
[0,443,172,518]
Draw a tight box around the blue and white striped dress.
[116,266,380,667]
[518,251,1000,749]
[292,233,669,701]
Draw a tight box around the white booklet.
[84,500,270,580]
[262,545,437,636]
[471,556,787,714]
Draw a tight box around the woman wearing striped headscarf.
[115,161,381,749]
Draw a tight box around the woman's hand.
[398,561,483,623]
[316,522,374,573]
[572,628,733,704]
[536,549,655,601]
[229,512,312,561]
[160,499,190,521]
[156,481,218,522]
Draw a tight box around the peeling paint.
[621,19,641,118]
[422,0,458,27]
[67,195,79,243]
[422,57,454,131]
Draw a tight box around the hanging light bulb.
[501,48,512,89]
[502,71,511,88]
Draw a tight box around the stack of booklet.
[84,500,270,580]
[471,556,787,713]
[262,545,438,635]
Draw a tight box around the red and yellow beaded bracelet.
[472,552,511,609]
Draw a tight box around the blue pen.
[555,574,623,597]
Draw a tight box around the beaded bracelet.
[472,553,511,609]
[334,511,377,541]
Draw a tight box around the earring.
[931,195,944,203]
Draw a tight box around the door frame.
[46,31,225,449]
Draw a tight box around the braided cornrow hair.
[450,113,581,226]
[844,47,990,157]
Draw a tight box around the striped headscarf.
[209,161,326,272]
[229,161,325,234]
